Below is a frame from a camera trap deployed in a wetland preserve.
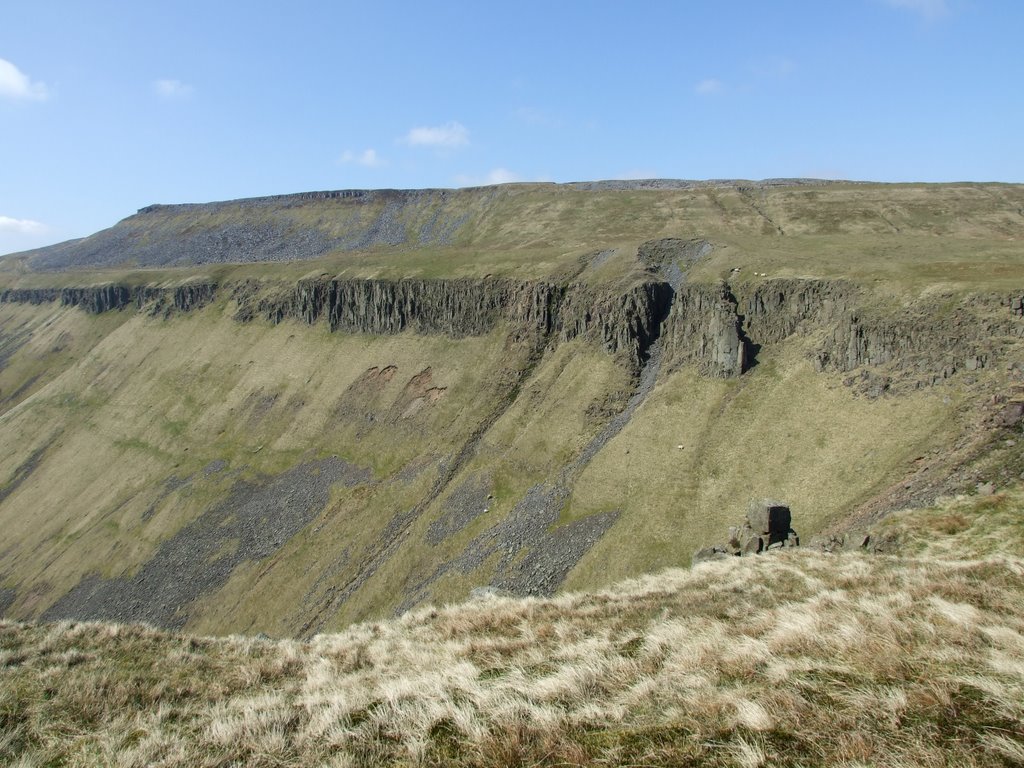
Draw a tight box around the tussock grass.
[3,488,1024,766]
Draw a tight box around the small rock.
[692,546,731,565]
[977,482,996,496]
[843,531,870,550]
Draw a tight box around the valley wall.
[1,268,1022,636]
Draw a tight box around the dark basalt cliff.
[245,277,673,369]
[43,282,218,316]
[4,277,1021,388]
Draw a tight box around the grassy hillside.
[1,286,1009,635]
[0,180,1022,639]
[3,181,1024,293]
[2,487,1023,767]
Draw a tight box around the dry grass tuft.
[3,486,1024,765]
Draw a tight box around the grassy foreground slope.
[2,488,1023,767]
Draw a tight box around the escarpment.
[0,287,61,304]
[815,298,1024,385]
[242,277,672,368]
[2,276,1021,386]
[21,282,221,315]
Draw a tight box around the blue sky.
[1,0,1022,254]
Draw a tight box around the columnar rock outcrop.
[0,288,60,304]
[662,283,748,377]
[247,277,672,369]
[814,294,1024,386]
[3,275,1021,385]
[44,283,219,315]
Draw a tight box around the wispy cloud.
[513,106,562,128]
[0,58,48,101]
[454,168,527,187]
[695,78,723,95]
[882,0,950,20]
[154,79,194,99]
[339,148,382,167]
[403,121,469,148]
[485,168,519,184]
[754,56,796,78]
[0,215,44,234]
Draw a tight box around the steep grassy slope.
[0,181,1022,638]
[2,487,1023,767]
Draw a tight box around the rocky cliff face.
[0,288,60,305]
[738,279,853,344]
[26,282,222,316]
[815,296,1024,388]
[246,277,671,369]
[662,283,749,378]
[3,277,1021,387]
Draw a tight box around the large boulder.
[747,499,792,545]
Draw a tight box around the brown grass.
[3,485,1024,766]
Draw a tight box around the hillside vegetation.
[0,180,1022,638]
[2,487,1023,767]
[3,180,1024,292]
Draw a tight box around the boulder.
[691,500,799,566]
[747,499,792,543]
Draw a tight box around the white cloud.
[0,216,44,234]
[695,78,723,95]
[0,58,48,101]
[403,121,469,148]
[154,79,194,99]
[339,148,382,167]
[455,168,535,187]
[882,0,949,19]
[486,168,519,184]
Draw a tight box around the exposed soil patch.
[390,368,446,421]
[330,366,399,431]
[41,457,371,629]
